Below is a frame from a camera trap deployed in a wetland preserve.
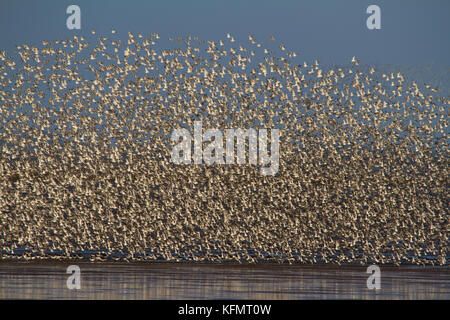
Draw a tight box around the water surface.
[0,262,448,299]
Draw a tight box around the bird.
[0,31,447,267]
[351,56,359,65]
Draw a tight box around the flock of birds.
[0,31,448,265]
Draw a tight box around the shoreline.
[1,259,448,271]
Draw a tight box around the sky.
[0,0,449,69]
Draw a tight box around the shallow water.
[0,262,448,299]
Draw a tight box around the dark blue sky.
[1,0,449,68]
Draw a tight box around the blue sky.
[0,0,449,68]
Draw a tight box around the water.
[0,262,448,299]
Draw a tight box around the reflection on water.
[0,262,448,299]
